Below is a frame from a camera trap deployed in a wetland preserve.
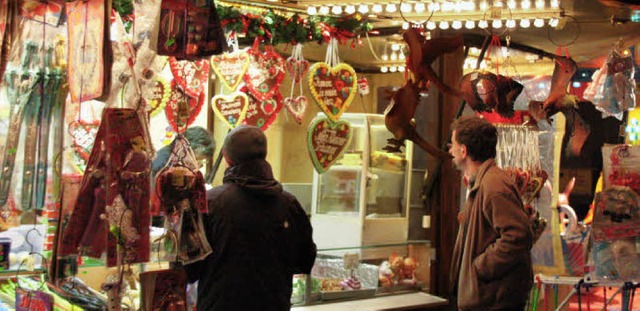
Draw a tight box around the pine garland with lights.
[110,0,372,46]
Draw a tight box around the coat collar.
[468,158,496,193]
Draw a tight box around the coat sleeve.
[473,192,533,281]
[290,199,317,274]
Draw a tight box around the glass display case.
[291,240,432,306]
[311,113,413,259]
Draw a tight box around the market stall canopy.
[224,0,640,74]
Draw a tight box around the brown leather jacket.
[450,159,533,310]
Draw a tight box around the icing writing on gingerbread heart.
[169,58,209,98]
[308,62,357,123]
[283,96,308,125]
[210,50,250,91]
[307,117,352,174]
[211,92,249,129]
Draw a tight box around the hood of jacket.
[222,159,282,196]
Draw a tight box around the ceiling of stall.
[225,0,640,75]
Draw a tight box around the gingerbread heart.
[243,47,285,101]
[165,81,205,132]
[242,87,283,131]
[211,92,249,129]
[147,78,171,118]
[286,57,310,83]
[210,50,250,91]
[307,117,352,174]
[68,120,100,172]
[169,57,210,98]
[308,62,357,123]
[284,96,308,124]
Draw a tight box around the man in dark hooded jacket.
[184,125,317,311]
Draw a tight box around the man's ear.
[222,150,233,166]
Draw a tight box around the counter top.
[293,292,448,311]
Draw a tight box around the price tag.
[343,253,360,270]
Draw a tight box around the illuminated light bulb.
[345,5,356,14]
[507,0,517,9]
[391,43,400,51]
[466,0,476,10]
[390,52,398,61]
[520,19,531,28]
[385,3,397,13]
[478,20,488,28]
[551,0,560,8]
[429,2,441,11]
[331,5,343,15]
[492,19,503,28]
[549,18,559,27]
[389,66,398,73]
[398,66,406,72]
[521,0,531,9]
[307,6,317,15]
[426,21,437,30]
[399,52,406,60]
[402,22,410,30]
[382,54,389,61]
[439,21,450,29]
[506,19,516,28]
[442,1,454,11]
[572,81,581,88]
[479,1,488,10]
[534,18,545,27]
[358,4,369,13]
[494,0,503,7]
[319,6,330,15]
[535,0,544,8]
[400,3,412,13]
[480,60,487,69]
[452,20,463,29]
[381,66,388,73]
[465,20,476,29]
[414,2,425,12]
[372,4,383,13]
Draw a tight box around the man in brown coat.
[448,116,534,311]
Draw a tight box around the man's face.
[449,130,466,170]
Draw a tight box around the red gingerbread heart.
[241,86,283,131]
[169,57,209,98]
[243,46,285,101]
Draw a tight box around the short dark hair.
[184,126,216,158]
[451,116,497,162]
[223,125,267,164]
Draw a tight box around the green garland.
[109,0,372,46]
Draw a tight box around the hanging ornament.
[241,86,282,131]
[168,57,209,98]
[210,49,250,92]
[243,41,285,101]
[307,116,352,174]
[283,44,309,125]
[165,81,205,133]
[284,96,308,125]
[211,92,249,129]
[147,77,171,118]
[308,38,357,123]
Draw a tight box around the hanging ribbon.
[325,37,341,68]
[484,35,503,77]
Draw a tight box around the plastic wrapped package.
[584,50,636,120]
[589,238,640,281]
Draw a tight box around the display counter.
[293,291,447,311]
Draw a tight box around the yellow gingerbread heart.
[210,50,250,91]
[308,62,357,123]
[211,92,249,129]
